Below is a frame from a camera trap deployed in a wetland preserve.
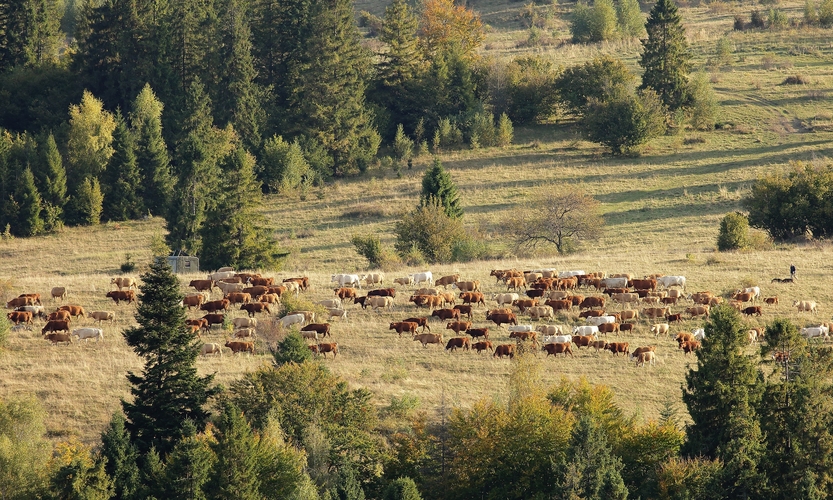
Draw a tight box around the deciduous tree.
[65,90,116,186]
[131,84,173,217]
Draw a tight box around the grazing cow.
[308,344,320,355]
[90,311,115,323]
[189,279,214,292]
[390,322,418,337]
[685,305,710,318]
[259,293,280,304]
[365,296,394,311]
[736,286,761,301]
[641,307,669,319]
[416,288,440,296]
[675,332,694,345]
[506,277,526,291]
[51,287,67,301]
[473,341,494,354]
[486,311,518,328]
[106,290,136,305]
[459,292,485,306]
[586,315,617,326]
[410,272,434,286]
[509,330,538,345]
[232,317,256,329]
[111,277,137,290]
[403,317,430,332]
[493,293,520,306]
[368,288,397,299]
[605,342,630,356]
[411,295,444,309]
[601,277,628,289]
[183,294,207,309]
[571,335,594,348]
[454,280,481,292]
[241,303,271,316]
[432,308,460,321]
[227,292,252,305]
[248,277,274,287]
[317,299,342,310]
[202,313,225,328]
[572,325,599,337]
[544,299,572,312]
[656,276,685,290]
[225,341,255,355]
[794,300,818,313]
[218,281,246,295]
[732,292,754,303]
[577,309,604,319]
[279,313,305,329]
[764,296,778,305]
[234,328,256,339]
[354,296,369,309]
[58,305,85,318]
[302,323,331,338]
[187,318,209,330]
[635,351,656,367]
[242,286,269,299]
[512,298,538,312]
[327,308,347,320]
[6,296,33,308]
[801,325,829,340]
[527,305,554,321]
[580,296,606,310]
[536,324,564,336]
[598,323,621,336]
[493,344,515,358]
[45,332,73,345]
[201,299,230,313]
[48,310,71,322]
[393,276,414,287]
[453,305,473,319]
[200,343,223,356]
[42,320,70,335]
[335,287,358,301]
[436,274,460,289]
[446,321,472,334]
[743,306,762,317]
[445,337,471,352]
[665,313,682,323]
[7,311,32,325]
[542,342,573,357]
[413,333,443,347]
[72,327,104,342]
[283,277,310,292]
[467,328,489,340]
[301,331,318,341]
[680,340,700,355]
[631,346,656,358]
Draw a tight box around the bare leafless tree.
[509,187,603,254]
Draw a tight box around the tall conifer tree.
[38,132,67,210]
[208,402,261,500]
[420,157,462,219]
[131,84,173,217]
[639,0,690,111]
[162,421,216,500]
[12,167,43,236]
[99,413,141,500]
[122,259,218,456]
[103,110,145,221]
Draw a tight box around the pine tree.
[12,167,43,236]
[554,416,628,499]
[379,0,422,87]
[102,110,145,221]
[255,416,312,499]
[420,157,462,219]
[682,304,766,498]
[639,0,690,111]
[208,402,261,500]
[0,0,62,70]
[162,421,216,500]
[213,0,266,153]
[122,259,218,456]
[99,412,141,500]
[131,84,173,217]
[496,113,514,148]
[198,145,281,270]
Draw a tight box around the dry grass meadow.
[3,0,833,445]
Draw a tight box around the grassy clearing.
[3,0,833,445]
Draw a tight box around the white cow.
[794,300,818,313]
[363,273,384,287]
[331,274,362,289]
[572,325,599,336]
[657,276,686,290]
[586,315,617,326]
[693,328,706,341]
[410,272,433,286]
[507,324,534,334]
[317,299,342,309]
[327,308,347,320]
[208,271,235,281]
[232,317,257,329]
[543,334,572,344]
[200,343,223,356]
[601,277,628,289]
[279,313,306,329]
[72,327,104,342]
[737,286,761,301]
[801,325,829,339]
[537,324,565,336]
[559,270,585,278]
[651,323,669,337]
[492,293,520,306]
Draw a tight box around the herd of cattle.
[6,266,824,366]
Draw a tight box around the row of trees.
[3,265,831,499]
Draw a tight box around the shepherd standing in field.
[790,264,796,280]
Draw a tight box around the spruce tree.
[12,167,43,236]
[198,145,281,270]
[131,84,173,217]
[379,0,422,87]
[273,331,314,365]
[122,259,218,457]
[208,402,261,500]
[639,0,690,111]
[103,110,145,221]
[99,413,141,500]
[682,304,766,498]
[420,157,462,219]
[553,416,628,500]
[38,133,67,210]
[162,420,216,500]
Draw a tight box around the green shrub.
[352,234,386,269]
[554,56,635,115]
[451,237,489,262]
[273,331,313,365]
[582,87,666,155]
[717,212,750,251]
[394,203,466,263]
[392,124,414,162]
[687,72,719,130]
[120,253,136,273]
[570,0,617,43]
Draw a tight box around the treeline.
[3,264,833,499]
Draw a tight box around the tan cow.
[651,323,669,337]
[90,311,115,323]
[413,333,444,347]
[685,305,710,318]
[110,277,137,290]
[200,343,223,356]
[794,300,818,313]
[51,287,67,301]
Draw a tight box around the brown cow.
[545,299,572,312]
[106,290,136,305]
[335,287,358,301]
[631,346,656,358]
[268,285,288,297]
[187,318,209,330]
[436,274,460,288]
[403,317,430,332]
[571,335,593,348]
[201,299,230,313]
[202,313,225,328]
[248,277,274,287]
[226,292,251,305]
[189,279,214,292]
[453,304,473,319]
[446,321,472,334]
[225,340,255,355]
[743,306,762,317]
[432,308,460,321]
[578,309,605,318]
[316,342,338,358]
[42,320,70,335]
[473,340,494,354]
[259,293,280,304]
[598,323,620,336]
[642,307,669,319]
[7,311,32,325]
[512,298,538,312]
[630,279,657,291]
[6,296,34,308]
[467,328,489,340]
[302,323,331,338]
[605,342,630,356]
[445,337,470,352]
[57,305,85,318]
[45,332,72,345]
[368,288,397,298]
[284,277,310,291]
[619,323,635,334]
[733,292,754,303]
[661,296,678,305]
[459,292,485,306]
[242,286,269,299]
[685,305,710,318]
[389,321,418,337]
[509,330,538,344]
[486,311,518,328]
[675,332,694,345]
[183,294,206,309]
[308,345,319,355]
[764,296,779,305]
[542,342,573,357]
[666,313,682,323]
[579,296,605,310]
[506,277,526,291]
[48,310,71,322]
[526,289,546,299]
[590,340,607,351]
[18,293,42,305]
[681,340,700,355]
[493,344,515,358]
[241,303,271,317]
